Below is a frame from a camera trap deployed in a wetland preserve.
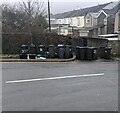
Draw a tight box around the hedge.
[2,33,71,54]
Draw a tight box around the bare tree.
[19,0,47,17]
[18,0,47,43]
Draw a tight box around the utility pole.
[48,0,51,32]
[118,3,120,40]
[118,3,120,58]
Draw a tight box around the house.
[47,1,119,37]
[72,10,108,38]
[84,12,98,27]
[48,2,110,36]
[88,1,120,37]
[87,10,108,37]
[102,1,119,34]
[68,2,110,26]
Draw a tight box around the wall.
[77,16,85,27]
[108,40,120,57]
[72,37,108,49]
[56,19,65,24]
[60,28,69,35]
[87,38,108,47]
[107,15,115,34]
[70,17,78,26]
[84,14,92,27]
[72,38,84,48]
[64,18,69,24]
[97,12,106,25]
[52,16,85,28]
[92,18,98,26]
[88,29,94,37]
[46,18,57,25]
[114,11,119,33]
[79,32,88,37]
[64,16,85,27]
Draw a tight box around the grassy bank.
[0,54,19,59]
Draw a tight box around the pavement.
[1,56,120,63]
[2,61,118,111]
[0,56,76,62]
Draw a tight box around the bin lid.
[21,45,28,49]
[21,45,28,47]
[49,45,54,47]
[57,44,64,47]
[65,45,71,47]
[89,47,98,49]
[105,47,112,50]
[38,45,45,47]
[79,47,88,49]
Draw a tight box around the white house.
[48,1,119,36]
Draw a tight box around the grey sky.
[1,0,118,14]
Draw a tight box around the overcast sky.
[1,0,118,14]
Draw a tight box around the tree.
[2,4,29,33]
[19,0,47,17]
[18,0,48,43]
[18,0,48,31]
[2,0,48,34]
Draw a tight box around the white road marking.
[6,73,104,84]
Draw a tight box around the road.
[2,61,118,111]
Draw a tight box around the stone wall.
[108,40,120,57]
[72,37,108,48]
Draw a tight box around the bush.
[2,33,71,54]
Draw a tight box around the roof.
[103,7,119,15]
[51,10,76,19]
[52,2,111,19]
[89,12,99,17]
[98,34,118,37]
[103,1,119,9]
[72,3,110,17]
[102,1,120,15]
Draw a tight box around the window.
[77,18,80,26]
[104,18,107,25]
[86,18,90,23]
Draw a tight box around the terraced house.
[47,1,120,38]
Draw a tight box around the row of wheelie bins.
[76,47,97,61]
[20,44,111,60]
[19,44,73,59]
[76,46,112,60]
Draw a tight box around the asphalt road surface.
[2,61,118,111]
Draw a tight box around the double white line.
[6,73,104,84]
